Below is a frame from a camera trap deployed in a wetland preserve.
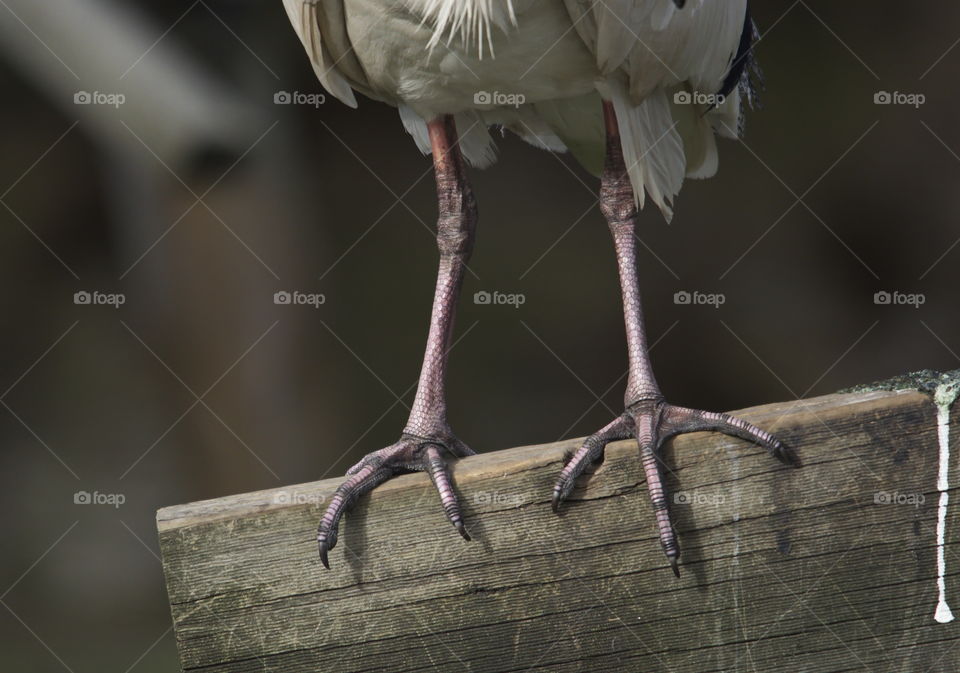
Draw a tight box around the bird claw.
[318,541,330,570]
[552,398,798,576]
[552,414,631,512]
[316,433,472,569]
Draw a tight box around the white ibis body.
[282,0,799,575]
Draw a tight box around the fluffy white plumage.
[281,0,752,220]
[404,0,517,57]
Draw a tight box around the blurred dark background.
[1,1,958,670]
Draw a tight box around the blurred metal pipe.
[0,0,266,168]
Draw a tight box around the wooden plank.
[158,387,960,672]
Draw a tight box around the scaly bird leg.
[552,102,800,577]
[317,115,477,568]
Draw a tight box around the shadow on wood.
[158,387,960,672]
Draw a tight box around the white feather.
[398,105,498,169]
[399,104,432,156]
[650,0,677,30]
[667,85,718,180]
[554,0,747,217]
[280,0,752,220]
[571,0,746,101]
[479,106,569,154]
[454,110,499,168]
[404,0,517,57]
[709,87,742,140]
[280,0,357,107]
[601,79,685,220]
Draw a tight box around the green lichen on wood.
[838,368,960,397]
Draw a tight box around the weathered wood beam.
[159,383,960,672]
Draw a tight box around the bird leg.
[317,115,477,568]
[551,102,800,577]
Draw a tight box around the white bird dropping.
[934,381,959,624]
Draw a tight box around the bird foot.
[551,398,800,575]
[317,431,474,569]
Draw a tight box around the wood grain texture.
[158,389,960,672]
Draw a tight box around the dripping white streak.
[935,492,952,624]
[934,382,958,624]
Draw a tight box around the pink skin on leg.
[316,115,476,569]
[551,102,800,577]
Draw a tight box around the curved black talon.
[774,442,802,468]
[315,435,473,569]
[553,416,631,513]
[319,542,330,570]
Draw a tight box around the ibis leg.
[317,115,477,569]
[551,102,800,577]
